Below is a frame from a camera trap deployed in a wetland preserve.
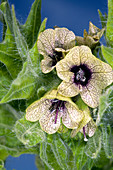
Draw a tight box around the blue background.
[3,0,107,169]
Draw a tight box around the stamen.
[71,64,92,86]
[55,100,61,124]
[50,100,65,124]
[76,68,86,82]
[83,127,88,141]
[55,108,59,124]
[49,50,63,66]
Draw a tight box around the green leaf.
[101,45,113,68]
[106,0,113,46]
[0,61,36,103]
[35,155,45,170]
[0,2,22,78]
[0,104,22,156]
[98,9,107,28]
[61,131,94,170]
[38,18,47,33]
[1,0,8,4]
[95,85,113,166]
[74,141,89,170]
[0,20,61,103]
[0,104,38,157]
[0,49,61,103]
[40,134,75,170]
[101,124,113,159]
[96,85,113,125]
[93,148,111,168]
[0,159,4,169]
[0,63,12,100]
[0,39,22,79]
[0,1,11,41]
[40,133,95,170]
[12,5,28,61]
[14,117,46,147]
[82,159,93,170]
[0,2,13,34]
[0,9,4,23]
[21,0,41,49]
[40,141,60,170]
[85,129,102,159]
[0,149,8,161]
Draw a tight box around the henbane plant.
[0,0,113,169]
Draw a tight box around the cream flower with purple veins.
[25,90,83,134]
[56,45,113,108]
[37,28,75,73]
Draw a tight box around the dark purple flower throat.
[49,50,63,66]
[70,64,92,86]
[49,99,65,124]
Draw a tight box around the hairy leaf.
[74,141,89,170]
[85,129,102,159]
[101,124,113,159]
[93,148,111,168]
[98,9,107,28]
[96,85,113,125]
[0,104,38,158]
[14,117,46,147]
[0,149,8,161]
[0,61,36,103]
[12,5,28,61]
[21,0,41,49]
[0,2,22,78]
[0,1,13,34]
[101,45,113,68]
[106,0,113,46]
[0,19,61,103]
[0,64,12,100]
[61,131,94,169]
[0,9,4,23]
[0,159,4,167]
[35,155,45,170]
[40,134,75,170]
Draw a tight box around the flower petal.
[26,99,51,122]
[37,29,55,56]
[56,58,74,82]
[79,46,113,75]
[79,45,93,65]
[39,110,61,134]
[55,28,75,50]
[61,101,83,129]
[90,59,112,73]
[61,109,78,129]
[58,81,79,97]
[80,71,113,108]
[91,72,113,89]
[64,101,84,123]
[41,56,55,73]
[56,46,80,81]
[64,46,80,65]
[80,78,102,108]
